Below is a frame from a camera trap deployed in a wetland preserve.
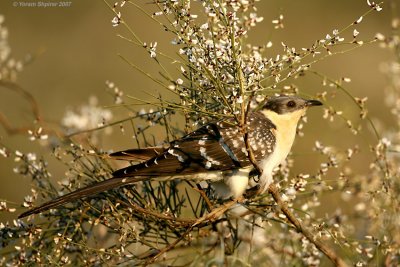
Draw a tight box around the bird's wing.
[113,112,277,178]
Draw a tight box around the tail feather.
[19,148,166,218]
[18,176,147,218]
[109,148,164,161]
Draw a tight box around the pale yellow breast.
[260,109,305,172]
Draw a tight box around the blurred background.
[0,0,396,222]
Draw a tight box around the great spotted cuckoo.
[19,95,322,218]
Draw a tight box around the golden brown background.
[0,0,395,222]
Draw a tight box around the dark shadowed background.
[0,0,395,222]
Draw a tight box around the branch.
[143,198,239,265]
[268,184,348,267]
[243,133,348,267]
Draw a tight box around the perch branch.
[243,130,347,267]
[268,184,348,267]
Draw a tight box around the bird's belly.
[154,169,250,198]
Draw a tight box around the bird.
[18,95,322,218]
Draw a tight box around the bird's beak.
[305,99,323,107]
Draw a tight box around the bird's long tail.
[19,147,164,218]
[109,148,163,161]
[18,176,147,218]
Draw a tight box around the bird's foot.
[244,184,260,198]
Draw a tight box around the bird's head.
[263,95,322,114]
[261,95,323,125]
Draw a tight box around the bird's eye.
[287,101,296,108]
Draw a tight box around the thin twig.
[191,186,213,212]
[122,200,195,226]
[0,81,42,135]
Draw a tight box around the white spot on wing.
[199,147,206,157]
[168,148,185,162]
[199,146,221,166]
[205,161,212,169]
[232,139,239,148]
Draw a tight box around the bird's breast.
[259,113,299,174]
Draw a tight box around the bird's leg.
[244,184,260,198]
[247,167,272,196]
